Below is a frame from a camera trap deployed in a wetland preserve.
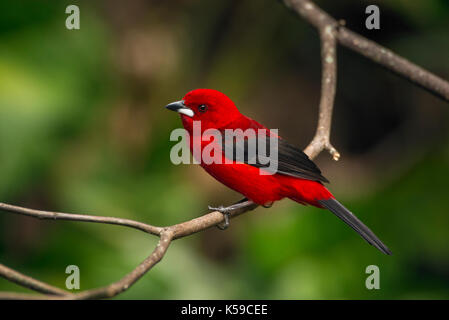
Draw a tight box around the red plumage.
[179,88,332,207]
[166,88,391,255]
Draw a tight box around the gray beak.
[165,100,194,117]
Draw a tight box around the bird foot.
[208,199,255,230]
[208,205,231,230]
[263,201,273,208]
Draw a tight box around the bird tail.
[318,198,392,255]
[284,178,391,255]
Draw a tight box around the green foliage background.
[0,0,448,299]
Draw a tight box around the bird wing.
[219,127,329,183]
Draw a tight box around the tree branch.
[0,200,259,300]
[0,203,162,236]
[338,27,449,102]
[285,0,449,161]
[72,230,173,300]
[283,0,449,102]
[1,0,449,299]
[0,264,68,296]
[304,21,339,160]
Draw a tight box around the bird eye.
[198,104,208,113]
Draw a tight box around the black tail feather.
[318,198,392,255]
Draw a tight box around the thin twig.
[0,199,259,299]
[285,0,449,161]
[0,264,70,296]
[304,20,339,160]
[71,230,173,300]
[283,0,449,102]
[0,202,162,236]
[0,231,173,300]
[338,28,449,102]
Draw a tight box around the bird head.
[165,89,242,131]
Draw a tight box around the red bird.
[166,89,391,255]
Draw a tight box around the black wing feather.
[221,133,329,183]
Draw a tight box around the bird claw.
[208,205,231,230]
[262,201,273,208]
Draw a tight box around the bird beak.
[165,100,194,117]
